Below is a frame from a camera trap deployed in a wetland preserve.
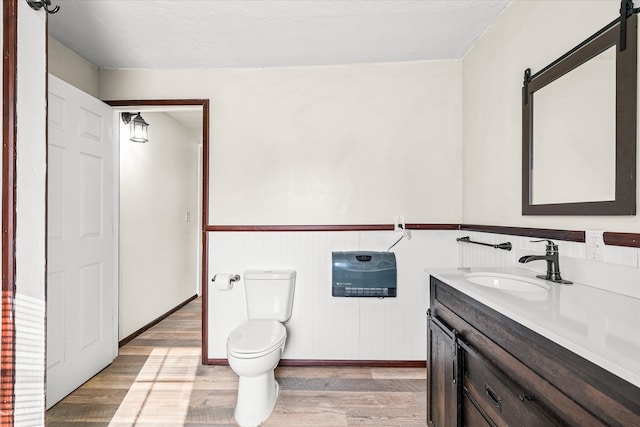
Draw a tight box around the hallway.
[47,298,427,426]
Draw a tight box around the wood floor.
[47,298,427,426]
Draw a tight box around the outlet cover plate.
[394,215,405,232]
[585,230,604,262]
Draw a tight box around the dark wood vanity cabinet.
[427,276,640,427]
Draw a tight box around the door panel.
[47,75,116,408]
[427,312,461,427]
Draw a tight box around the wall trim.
[106,99,209,108]
[207,358,426,368]
[459,224,585,242]
[2,1,18,424]
[119,294,198,347]
[206,223,640,248]
[206,224,458,232]
[603,232,640,248]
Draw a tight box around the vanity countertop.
[426,267,640,389]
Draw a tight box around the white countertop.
[426,267,640,389]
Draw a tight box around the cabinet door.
[427,311,461,427]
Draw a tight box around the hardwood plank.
[185,405,236,424]
[275,366,374,379]
[273,390,422,409]
[48,422,111,427]
[347,408,428,426]
[265,410,348,426]
[117,346,154,356]
[278,377,425,393]
[79,376,138,390]
[371,367,427,379]
[267,391,349,426]
[47,402,121,422]
[50,388,129,404]
[127,338,201,347]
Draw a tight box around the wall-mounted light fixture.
[121,112,149,143]
[26,0,60,14]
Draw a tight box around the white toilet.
[227,270,296,427]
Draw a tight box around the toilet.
[227,270,296,427]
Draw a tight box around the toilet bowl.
[225,270,295,427]
[227,320,287,426]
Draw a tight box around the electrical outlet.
[394,215,405,232]
[585,230,604,262]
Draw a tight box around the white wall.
[119,112,200,339]
[100,60,463,225]
[208,230,459,360]
[100,61,463,360]
[15,1,47,423]
[48,36,99,98]
[462,0,640,232]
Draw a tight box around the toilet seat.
[227,320,286,359]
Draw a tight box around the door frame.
[105,99,210,363]
[2,1,18,424]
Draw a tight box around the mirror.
[532,47,616,205]
[522,14,637,215]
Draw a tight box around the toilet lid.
[227,320,286,355]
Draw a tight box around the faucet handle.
[531,239,555,244]
[531,239,558,251]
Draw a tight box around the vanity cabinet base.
[427,276,640,426]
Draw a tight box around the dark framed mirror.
[522,9,637,215]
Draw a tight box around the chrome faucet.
[518,240,572,284]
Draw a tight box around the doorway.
[115,106,204,342]
[106,99,210,364]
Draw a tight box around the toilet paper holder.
[212,274,241,283]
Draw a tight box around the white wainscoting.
[207,230,460,361]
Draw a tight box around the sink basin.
[463,272,549,293]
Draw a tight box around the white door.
[47,75,117,408]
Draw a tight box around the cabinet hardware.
[518,394,533,402]
[485,384,502,409]
[452,360,457,384]
[452,329,458,356]
[620,0,636,51]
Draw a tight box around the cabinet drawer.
[463,343,557,426]
[462,392,492,427]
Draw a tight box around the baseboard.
[119,294,199,347]
[206,358,426,368]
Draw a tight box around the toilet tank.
[243,270,296,321]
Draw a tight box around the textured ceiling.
[48,0,510,69]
